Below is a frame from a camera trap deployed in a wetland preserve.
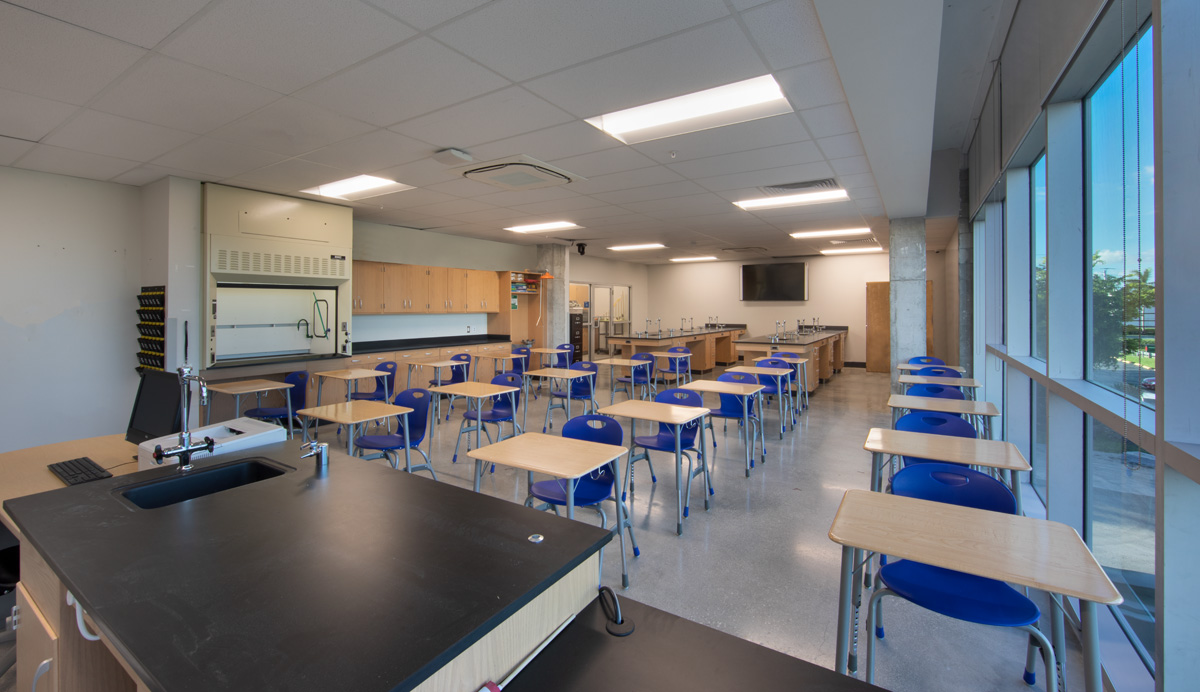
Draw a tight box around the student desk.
[828,490,1121,692]
[204,379,294,426]
[597,399,711,537]
[897,374,982,400]
[752,354,810,410]
[529,347,570,367]
[681,380,766,476]
[593,357,653,403]
[522,367,597,432]
[298,400,412,459]
[649,350,691,385]
[886,394,1000,438]
[863,427,1032,515]
[312,368,386,406]
[725,365,795,438]
[404,358,462,389]
[896,362,966,372]
[472,351,527,380]
[430,381,519,462]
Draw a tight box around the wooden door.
[865,281,936,372]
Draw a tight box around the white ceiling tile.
[297,37,509,127]
[816,133,865,160]
[92,55,282,135]
[209,98,374,158]
[0,4,146,105]
[364,0,491,30]
[468,121,621,163]
[549,148,658,179]
[619,193,735,218]
[730,0,774,11]
[433,0,730,82]
[775,59,847,111]
[524,19,765,118]
[798,102,857,139]
[568,166,685,196]
[508,196,611,215]
[696,160,835,192]
[361,209,447,229]
[223,157,352,192]
[374,157,461,188]
[404,198,497,217]
[472,186,579,207]
[592,180,708,205]
[0,136,36,166]
[13,144,138,180]
[632,114,811,164]
[848,187,881,200]
[152,137,286,179]
[300,130,432,173]
[9,0,209,49]
[837,172,877,189]
[741,0,829,71]
[443,208,528,224]
[110,166,172,187]
[391,87,572,148]
[160,0,416,93]
[370,188,459,210]
[422,178,505,198]
[666,141,823,179]
[568,205,642,221]
[44,110,195,161]
[831,156,871,176]
[0,88,78,142]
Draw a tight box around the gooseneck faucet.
[153,364,215,472]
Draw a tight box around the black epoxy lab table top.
[5,439,610,692]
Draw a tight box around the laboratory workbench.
[735,328,849,393]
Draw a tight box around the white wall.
[645,254,890,363]
[354,220,534,269]
[0,166,143,452]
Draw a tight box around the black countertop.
[619,325,747,341]
[354,333,512,354]
[736,327,849,346]
[4,439,610,692]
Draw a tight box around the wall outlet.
[466,325,471,333]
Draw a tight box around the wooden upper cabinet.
[446,269,468,312]
[385,264,425,314]
[353,262,502,314]
[467,270,500,313]
[352,260,386,314]
[426,266,448,312]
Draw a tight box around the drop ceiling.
[0,0,997,264]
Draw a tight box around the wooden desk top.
[466,433,626,478]
[898,374,982,388]
[887,394,1000,417]
[313,368,385,381]
[592,358,645,367]
[525,368,594,379]
[752,355,809,365]
[430,381,519,398]
[0,434,141,537]
[597,399,709,425]
[681,380,764,396]
[298,401,413,425]
[474,352,527,361]
[897,362,966,372]
[530,347,570,354]
[408,359,463,369]
[864,428,1030,471]
[725,365,792,376]
[829,490,1121,604]
[649,351,691,358]
[206,379,294,396]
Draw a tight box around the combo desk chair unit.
[727,362,795,438]
[653,346,692,387]
[433,353,473,420]
[206,377,297,427]
[681,374,766,477]
[544,361,599,432]
[450,374,523,465]
[762,351,810,411]
[354,388,436,478]
[599,354,655,403]
[243,371,306,438]
[348,361,397,404]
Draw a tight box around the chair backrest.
[393,388,431,445]
[374,361,397,393]
[569,361,598,397]
[448,353,471,383]
[719,372,756,385]
[486,373,522,411]
[774,351,799,358]
[554,343,575,368]
[895,411,977,438]
[629,352,654,379]
[284,371,308,410]
[906,384,965,400]
[716,373,755,414]
[908,356,946,365]
[510,346,530,374]
[654,389,704,444]
[891,462,1016,514]
[915,365,962,379]
[757,358,793,385]
[562,414,624,483]
[667,346,691,354]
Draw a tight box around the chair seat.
[710,404,753,419]
[634,432,695,453]
[349,391,386,401]
[244,406,289,419]
[355,433,412,450]
[529,477,613,507]
[878,560,1040,627]
[550,389,592,399]
[464,408,514,423]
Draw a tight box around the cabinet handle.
[32,659,53,692]
[67,591,102,641]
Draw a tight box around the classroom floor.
[0,365,1085,692]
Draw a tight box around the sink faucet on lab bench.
[153,364,214,472]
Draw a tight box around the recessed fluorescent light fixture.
[735,189,849,210]
[820,246,884,255]
[670,256,718,263]
[503,221,582,233]
[608,243,665,251]
[585,75,794,145]
[790,227,872,239]
[301,175,413,201]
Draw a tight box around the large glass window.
[1031,155,1048,360]
[1031,381,1048,503]
[1086,417,1155,669]
[1085,29,1155,408]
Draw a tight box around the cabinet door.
[16,583,58,692]
[352,261,385,314]
[425,267,448,312]
[469,270,500,313]
[383,264,408,313]
[446,269,468,313]
[399,265,427,314]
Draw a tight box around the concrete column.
[536,244,569,349]
[889,216,926,391]
[957,215,973,374]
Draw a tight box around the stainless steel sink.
[119,457,289,510]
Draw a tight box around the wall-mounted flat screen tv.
[741,262,809,301]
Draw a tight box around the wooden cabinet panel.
[16,583,58,692]
[426,267,448,313]
[467,270,500,313]
[446,269,468,312]
[352,261,386,314]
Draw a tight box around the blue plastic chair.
[354,388,436,478]
[613,352,655,402]
[629,389,713,518]
[774,351,809,412]
[712,372,765,473]
[907,356,945,366]
[554,342,575,368]
[866,463,1056,691]
[244,371,308,439]
[544,361,598,432]
[894,411,977,465]
[433,353,472,420]
[915,365,963,380]
[349,361,397,403]
[509,346,531,376]
[757,357,795,438]
[906,383,965,401]
[454,373,522,464]
[525,414,640,587]
[656,346,692,387]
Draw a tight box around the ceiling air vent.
[458,155,585,191]
[722,246,769,254]
[757,178,840,197]
[828,238,878,246]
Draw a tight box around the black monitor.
[741,262,809,301]
[125,369,186,445]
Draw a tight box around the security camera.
[577,243,586,256]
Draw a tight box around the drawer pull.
[32,658,52,692]
[66,591,101,641]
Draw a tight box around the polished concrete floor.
[0,365,1085,691]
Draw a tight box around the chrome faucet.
[646,319,652,334]
[656,318,662,335]
[302,441,329,471]
[690,317,695,331]
[153,364,214,472]
[681,317,686,332]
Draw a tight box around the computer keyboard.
[48,456,113,486]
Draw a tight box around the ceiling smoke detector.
[756,178,841,197]
[457,155,585,191]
